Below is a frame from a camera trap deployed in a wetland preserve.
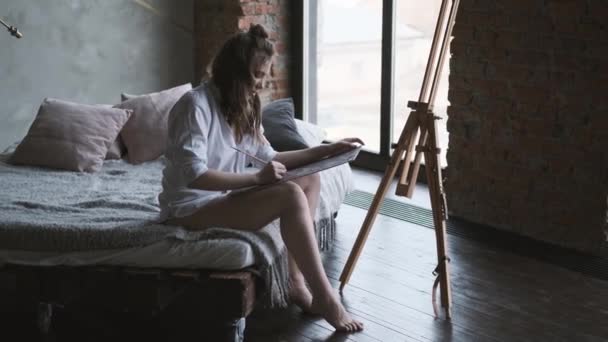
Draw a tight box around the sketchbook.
[237,145,362,192]
[279,145,361,183]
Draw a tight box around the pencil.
[231,146,268,164]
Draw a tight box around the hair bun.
[248,24,269,39]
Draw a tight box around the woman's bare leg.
[167,181,363,332]
[288,174,321,312]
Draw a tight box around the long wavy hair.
[211,24,274,143]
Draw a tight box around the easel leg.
[423,115,452,319]
[427,169,452,318]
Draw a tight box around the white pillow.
[294,119,327,147]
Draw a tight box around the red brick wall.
[446,0,608,254]
[194,0,291,103]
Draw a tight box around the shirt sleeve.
[254,125,278,164]
[166,94,210,186]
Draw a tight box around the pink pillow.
[10,98,132,172]
[100,103,127,160]
[105,136,126,160]
[115,83,192,164]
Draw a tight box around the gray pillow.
[262,98,309,151]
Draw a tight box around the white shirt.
[158,82,277,221]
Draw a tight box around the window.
[303,0,450,169]
[305,0,383,153]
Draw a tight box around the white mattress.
[0,163,353,270]
[0,238,256,270]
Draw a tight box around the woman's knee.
[308,173,320,189]
[295,173,321,191]
[278,181,308,208]
[302,172,320,185]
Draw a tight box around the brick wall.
[446,0,608,254]
[194,0,291,103]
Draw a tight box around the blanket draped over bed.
[0,145,351,308]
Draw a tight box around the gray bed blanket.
[0,144,351,307]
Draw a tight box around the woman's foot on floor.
[310,294,364,332]
[290,283,314,313]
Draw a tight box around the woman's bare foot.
[290,282,314,313]
[310,294,364,332]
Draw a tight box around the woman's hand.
[326,137,365,157]
[255,161,287,184]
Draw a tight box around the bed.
[0,122,354,341]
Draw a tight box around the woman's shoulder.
[172,83,215,114]
[175,83,205,104]
[167,86,220,130]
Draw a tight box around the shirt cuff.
[183,160,209,186]
[256,144,278,164]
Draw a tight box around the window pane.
[309,0,383,153]
[393,1,450,166]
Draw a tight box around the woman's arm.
[188,169,258,191]
[272,138,364,170]
[188,161,287,191]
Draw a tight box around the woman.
[159,24,364,332]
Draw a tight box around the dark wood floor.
[245,168,608,342]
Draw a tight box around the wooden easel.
[338,0,460,319]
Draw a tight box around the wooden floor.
[245,167,608,342]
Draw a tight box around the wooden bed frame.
[0,214,341,341]
[0,263,259,341]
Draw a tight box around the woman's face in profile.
[251,55,272,90]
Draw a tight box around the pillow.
[105,136,126,160]
[262,98,309,151]
[9,98,132,172]
[121,92,137,102]
[114,83,192,164]
[294,119,327,147]
[97,104,127,160]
